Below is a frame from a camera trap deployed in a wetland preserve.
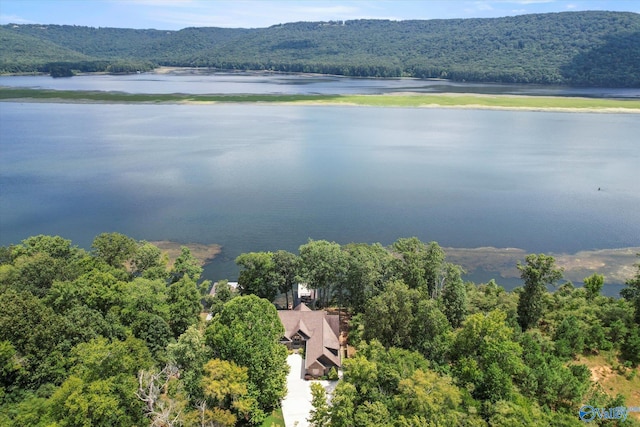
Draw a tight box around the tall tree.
[91,232,137,269]
[171,246,203,283]
[298,239,347,307]
[47,336,153,427]
[130,241,168,280]
[342,243,392,314]
[167,275,202,339]
[425,241,446,298]
[362,280,419,349]
[167,325,209,398]
[201,359,253,424]
[390,237,428,291]
[621,254,640,325]
[235,252,278,302]
[516,254,564,331]
[440,263,468,328]
[412,299,452,365]
[583,273,604,300]
[390,238,446,297]
[272,250,299,309]
[451,310,524,402]
[205,295,288,424]
[309,382,330,427]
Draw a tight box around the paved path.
[281,354,336,427]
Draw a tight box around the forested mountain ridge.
[1,11,639,86]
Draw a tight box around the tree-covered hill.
[1,11,639,86]
[0,26,92,73]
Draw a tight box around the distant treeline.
[1,11,639,86]
[0,60,155,76]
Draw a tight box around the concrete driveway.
[281,353,336,427]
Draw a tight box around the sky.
[1,0,638,30]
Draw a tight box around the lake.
[0,73,639,287]
[1,70,639,98]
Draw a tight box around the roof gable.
[277,304,341,370]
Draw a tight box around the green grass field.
[2,87,639,111]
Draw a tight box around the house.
[278,303,341,378]
[297,283,316,305]
[209,281,238,296]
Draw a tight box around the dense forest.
[1,11,639,86]
[1,234,639,426]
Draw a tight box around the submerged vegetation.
[1,234,640,425]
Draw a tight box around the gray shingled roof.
[278,303,341,371]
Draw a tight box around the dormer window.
[293,333,302,348]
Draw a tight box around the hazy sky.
[1,0,638,30]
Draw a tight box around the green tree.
[328,381,357,427]
[171,246,203,283]
[309,382,330,427]
[272,250,299,309]
[10,235,89,294]
[390,238,446,297]
[47,336,153,427]
[117,277,169,327]
[621,326,640,366]
[584,273,604,300]
[12,235,78,260]
[441,263,468,328]
[425,241,446,298]
[130,312,172,358]
[362,280,419,348]
[205,295,288,424]
[517,254,564,331]
[130,241,168,280]
[167,275,202,338]
[167,325,209,398]
[621,254,640,325]
[0,340,25,400]
[342,243,392,314]
[235,251,278,301]
[0,289,69,386]
[412,298,452,365]
[485,396,549,427]
[553,314,586,358]
[390,237,428,292]
[451,310,524,402]
[201,359,253,424]
[394,368,464,425]
[353,400,392,427]
[91,232,137,269]
[518,330,590,411]
[46,270,123,316]
[299,239,348,308]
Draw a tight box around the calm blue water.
[0,74,639,285]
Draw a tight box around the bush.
[328,367,339,381]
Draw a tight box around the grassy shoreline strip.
[0,88,337,103]
[1,87,639,110]
[332,93,640,110]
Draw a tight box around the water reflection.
[0,102,638,284]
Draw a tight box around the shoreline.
[148,239,638,286]
[2,89,639,113]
